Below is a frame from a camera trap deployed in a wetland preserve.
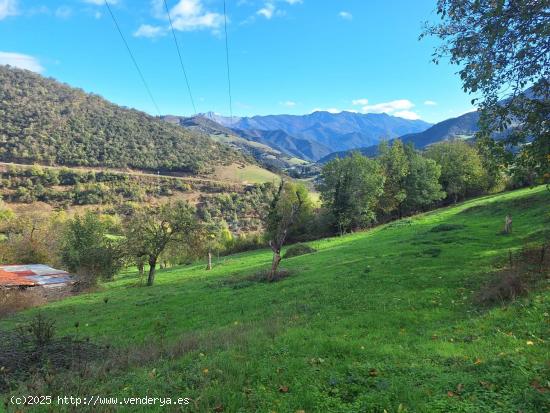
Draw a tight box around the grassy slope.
[2,187,549,412]
[213,164,281,185]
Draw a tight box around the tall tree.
[319,153,385,234]
[425,140,488,202]
[126,201,200,286]
[265,181,310,280]
[422,0,549,183]
[61,212,124,286]
[378,140,410,218]
[401,148,446,214]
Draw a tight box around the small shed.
[0,264,74,289]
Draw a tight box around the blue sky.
[0,0,477,123]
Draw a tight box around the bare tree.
[266,181,305,281]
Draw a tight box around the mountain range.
[202,111,432,161]
[162,115,309,171]
[319,110,481,162]
[0,64,488,177]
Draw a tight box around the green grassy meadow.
[213,164,281,185]
[1,186,549,412]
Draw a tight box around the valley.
[0,1,548,411]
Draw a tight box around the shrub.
[61,212,125,287]
[475,244,549,306]
[474,269,529,306]
[0,314,104,392]
[27,312,56,347]
[284,243,317,258]
[223,233,266,255]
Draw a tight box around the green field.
[214,164,281,185]
[2,186,549,412]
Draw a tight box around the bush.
[27,312,56,347]
[474,269,529,306]
[474,244,549,306]
[61,212,125,287]
[284,243,317,258]
[223,233,266,255]
[0,314,104,392]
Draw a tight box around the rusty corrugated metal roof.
[0,265,73,287]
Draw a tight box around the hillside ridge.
[0,66,249,175]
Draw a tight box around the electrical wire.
[163,0,197,115]
[223,0,234,121]
[104,0,162,116]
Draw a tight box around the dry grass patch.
[475,243,549,306]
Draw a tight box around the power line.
[223,0,234,121]
[163,0,197,115]
[103,0,162,116]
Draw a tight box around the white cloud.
[138,0,224,35]
[424,100,437,106]
[134,24,166,38]
[257,3,275,19]
[243,0,300,24]
[338,11,352,20]
[0,0,17,20]
[361,99,413,113]
[394,110,421,120]
[352,98,368,106]
[353,98,421,119]
[280,100,297,107]
[156,0,224,32]
[0,52,44,73]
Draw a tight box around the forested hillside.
[0,66,247,174]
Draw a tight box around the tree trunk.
[268,251,282,281]
[147,257,157,286]
[206,250,212,271]
[138,262,144,276]
[504,215,512,234]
